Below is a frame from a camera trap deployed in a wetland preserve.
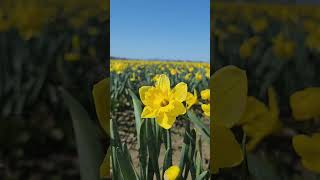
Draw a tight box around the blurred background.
[0,0,108,179]
[212,0,320,179]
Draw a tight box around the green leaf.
[128,89,142,143]
[162,148,172,177]
[188,129,197,180]
[196,152,202,177]
[146,119,160,180]
[196,171,209,180]
[61,88,103,180]
[128,89,147,179]
[179,122,191,173]
[187,111,210,142]
[115,147,139,180]
[110,119,121,180]
[92,78,110,136]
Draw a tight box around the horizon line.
[110,56,210,63]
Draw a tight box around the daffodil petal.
[156,113,176,129]
[211,124,243,174]
[239,96,267,124]
[141,106,156,118]
[292,134,320,173]
[156,74,171,94]
[171,82,187,102]
[170,101,186,116]
[290,87,320,120]
[211,65,248,128]
[301,159,320,173]
[186,92,196,109]
[293,134,320,160]
[201,104,210,117]
[139,86,152,105]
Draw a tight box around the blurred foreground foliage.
[0,0,108,179]
[212,2,320,179]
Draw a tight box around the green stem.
[241,133,249,180]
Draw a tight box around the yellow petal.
[156,74,171,94]
[139,86,152,105]
[156,113,176,129]
[211,124,243,173]
[171,82,187,102]
[290,87,320,120]
[164,166,180,180]
[239,96,268,124]
[170,100,186,116]
[186,91,197,109]
[141,106,156,118]
[211,65,248,128]
[301,159,320,173]
[242,112,275,151]
[92,78,110,135]
[240,95,281,151]
[292,134,320,173]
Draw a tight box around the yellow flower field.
[110,59,210,108]
[110,59,211,179]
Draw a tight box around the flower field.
[110,59,211,179]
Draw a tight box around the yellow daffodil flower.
[239,36,260,59]
[170,69,177,75]
[272,33,295,60]
[201,89,210,100]
[201,104,210,117]
[184,73,192,80]
[251,18,267,33]
[205,69,210,78]
[239,88,282,151]
[139,74,187,129]
[195,72,203,81]
[164,166,180,180]
[186,90,197,109]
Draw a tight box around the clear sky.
[110,0,210,62]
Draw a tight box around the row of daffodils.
[110,59,210,111]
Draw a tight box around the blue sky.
[110,0,210,62]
